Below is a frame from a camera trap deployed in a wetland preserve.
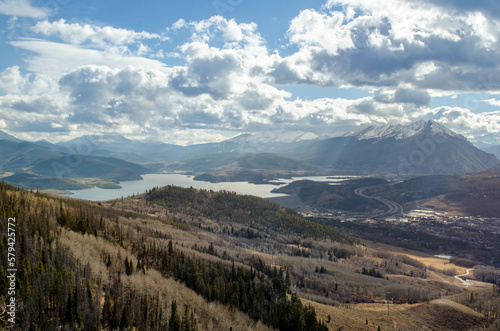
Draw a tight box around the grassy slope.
[309,298,489,331]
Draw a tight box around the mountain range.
[0,139,147,189]
[0,120,498,190]
[483,145,500,159]
[279,121,498,176]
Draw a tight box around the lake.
[65,174,353,201]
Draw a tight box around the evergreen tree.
[181,305,191,331]
[168,300,181,331]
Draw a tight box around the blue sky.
[1,0,500,146]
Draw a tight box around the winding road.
[454,269,474,286]
[354,185,404,216]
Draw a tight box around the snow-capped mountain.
[228,130,320,144]
[349,120,462,141]
[58,134,134,147]
[284,120,499,175]
[2,120,498,182]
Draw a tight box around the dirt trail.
[454,269,474,286]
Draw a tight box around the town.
[306,208,500,268]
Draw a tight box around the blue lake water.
[65,174,353,201]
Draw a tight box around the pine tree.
[168,300,181,331]
[180,305,191,331]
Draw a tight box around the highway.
[354,185,404,216]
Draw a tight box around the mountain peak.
[0,130,22,142]
[349,120,460,141]
[227,131,319,144]
[59,134,133,145]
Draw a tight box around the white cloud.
[31,19,161,48]
[483,98,500,107]
[0,0,50,18]
[273,0,500,93]
[0,66,30,93]
[10,38,167,78]
[4,4,500,144]
[429,106,500,137]
[287,9,355,55]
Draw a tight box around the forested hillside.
[1,182,498,330]
[0,182,328,330]
[144,185,356,243]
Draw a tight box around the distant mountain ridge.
[1,121,498,191]
[228,130,320,144]
[282,121,498,176]
[0,139,147,189]
[348,120,462,141]
[483,145,500,159]
[165,121,498,177]
[0,130,22,142]
[57,134,183,163]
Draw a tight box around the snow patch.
[349,120,459,140]
[228,131,320,144]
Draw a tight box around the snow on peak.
[228,131,319,144]
[349,120,459,141]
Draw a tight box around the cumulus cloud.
[48,61,415,137]
[428,106,500,140]
[4,2,500,143]
[0,66,30,93]
[271,0,500,93]
[373,86,431,107]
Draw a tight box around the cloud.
[31,19,161,48]
[428,106,500,138]
[7,61,408,138]
[4,4,500,144]
[59,65,173,126]
[373,86,431,107]
[0,92,70,134]
[483,98,500,107]
[10,38,167,78]
[0,0,50,18]
[3,56,499,143]
[0,66,30,93]
[271,0,500,93]
[286,9,355,56]
[419,0,500,19]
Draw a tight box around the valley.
[1,120,499,193]
[3,0,500,328]
[1,120,500,330]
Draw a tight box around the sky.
[1,0,500,146]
